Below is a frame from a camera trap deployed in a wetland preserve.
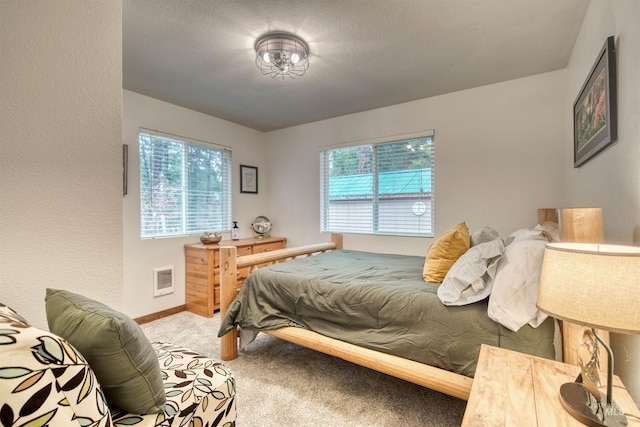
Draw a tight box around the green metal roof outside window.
[329,168,432,198]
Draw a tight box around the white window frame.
[320,131,434,237]
[139,129,232,239]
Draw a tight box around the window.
[139,130,232,238]
[320,134,434,237]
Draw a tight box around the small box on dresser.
[184,236,286,317]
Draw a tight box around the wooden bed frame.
[218,208,605,401]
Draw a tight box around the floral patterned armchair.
[0,303,236,427]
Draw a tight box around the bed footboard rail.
[237,241,338,271]
[219,234,342,360]
[265,327,473,400]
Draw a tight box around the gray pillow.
[470,226,500,246]
[45,289,165,414]
[437,238,506,306]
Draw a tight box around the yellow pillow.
[423,222,470,282]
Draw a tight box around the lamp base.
[560,382,628,427]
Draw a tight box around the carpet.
[140,311,467,426]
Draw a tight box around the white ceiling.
[123,0,590,132]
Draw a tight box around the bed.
[217,208,604,400]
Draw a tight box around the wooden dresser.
[184,236,286,317]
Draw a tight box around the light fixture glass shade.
[537,242,640,335]
[255,32,309,79]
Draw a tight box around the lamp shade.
[537,243,640,335]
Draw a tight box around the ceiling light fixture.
[255,32,309,79]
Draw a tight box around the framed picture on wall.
[240,164,258,194]
[123,144,128,196]
[573,35,617,167]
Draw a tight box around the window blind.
[139,131,232,238]
[320,135,434,237]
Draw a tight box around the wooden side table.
[462,344,640,426]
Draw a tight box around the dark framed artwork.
[240,164,258,194]
[573,36,617,167]
[123,144,128,196]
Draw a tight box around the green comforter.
[218,250,555,377]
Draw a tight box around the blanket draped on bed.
[218,250,555,377]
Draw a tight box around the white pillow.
[509,227,545,241]
[535,221,560,242]
[487,231,548,331]
[437,238,506,306]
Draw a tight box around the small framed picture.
[240,164,258,194]
[123,144,128,196]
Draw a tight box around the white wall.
[564,0,640,402]
[0,1,123,329]
[265,70,567,256]
[122,91,268,317]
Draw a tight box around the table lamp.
[537,242,640,427]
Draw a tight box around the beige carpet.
[140,311,467,426]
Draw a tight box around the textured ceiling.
[123,0,590,132]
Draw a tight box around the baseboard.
[134,305,186,324]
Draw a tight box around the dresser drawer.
[252,241,285,253]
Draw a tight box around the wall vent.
[153,267,174,297]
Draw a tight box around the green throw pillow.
[45,288,165,414]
